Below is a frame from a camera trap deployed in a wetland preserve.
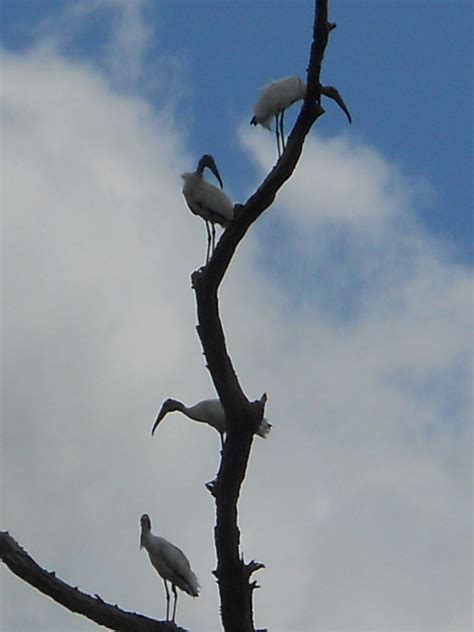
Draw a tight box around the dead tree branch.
[1,2,349,630]
[192,2,343,631]
[0,532,183,632]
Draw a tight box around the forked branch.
[193,2,342,631]
[1,2,348,631]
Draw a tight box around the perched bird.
[251,76,306,157]
[181,154,234,264]
[140,514,199,623]
[151,397,272,448]
[251,76,352,157]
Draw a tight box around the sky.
[0,1,472,631]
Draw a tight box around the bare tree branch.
[191,2,340,631]
[2,2,349,630]
[0,532,183,632]
[200,0,342,292]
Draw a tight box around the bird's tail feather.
[187,571,200,597]
[256,418,271,438]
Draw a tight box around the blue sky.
[1,2,472,631]
[2,0,472,262]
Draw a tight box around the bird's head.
[140,513,151,548]
[197,154,224,189]
[151,398,182,435]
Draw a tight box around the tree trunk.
[1,2,350,629]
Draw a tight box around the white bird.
[251,75,306,157]
[182,154,234,264]
[140,513,199,623]
[151,397,272,448]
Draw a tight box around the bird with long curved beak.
[151,397,271,449]
[181,154,234,264]
[251,75,352,158]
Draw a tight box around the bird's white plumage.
[140,514,199,622]
[152,397,272,445]
[181,154,234,263]
[182,398,228,434]
[182,173,233,226]
[252,75,306,130]
[143,533,199,596]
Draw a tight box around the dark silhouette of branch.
[192,2,345,631]
[1,2,349,630]
[0,532,184,632]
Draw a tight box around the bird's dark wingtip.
[250,116,257,126]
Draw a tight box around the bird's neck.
[182,403,206,423]
[140,528,151,549]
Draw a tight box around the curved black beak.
[197,154,224,189]
[151,406,167,436]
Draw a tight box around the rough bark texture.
[1,2,348,630]
[0,532,183,631]
[192,2,338,630]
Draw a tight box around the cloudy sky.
[1,1,472,631]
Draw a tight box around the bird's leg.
[171,583,178,623]
[275,114,282,158]
[163,578,170,621]
[205,221,212,264]
[280,110,286,152]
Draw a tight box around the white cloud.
[1,30,472,632]
[102,0,154,86]
[33,0,152,72]
[242,127,434,228]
